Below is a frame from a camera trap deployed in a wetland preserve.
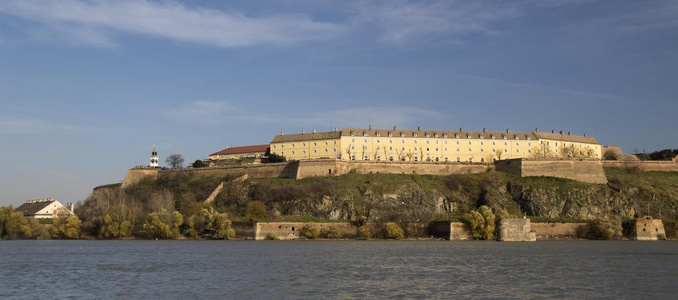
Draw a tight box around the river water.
[1,240,676,299]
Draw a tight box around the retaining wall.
[602,161,678,172]
[255,222,354,240]
[495,159,608,184]
[530,222,587,239]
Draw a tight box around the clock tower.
[150,145,159,167]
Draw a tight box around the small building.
[207,144,269,161]
[497,218,536,242]
[634,216,666,241]
[14,198,74,219]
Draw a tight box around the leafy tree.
[603,150,619,160]
[166,154,185,168]
[245,201,267,221]
[321,225,344,239]
[192,160,206,168]
[21,218,47,239]
[463,205,496,240]
[50,215,82,239]
[202,206,235,239]
[145,212,173,239]
[0,206,26,239]
[357,225,371,239]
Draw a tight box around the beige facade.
[270,127,602,163]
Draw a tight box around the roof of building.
[341,127,539,141]
[271,131,342,143]
[270,127,600,144]
[209,144,269,156]
[14,199,58,215]
[532,131,601,144]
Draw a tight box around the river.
[1,240,676,299]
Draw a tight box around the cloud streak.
[352,0,518,45]
[0,0,345,47]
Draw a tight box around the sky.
[1,0,677,207]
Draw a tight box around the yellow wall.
[271,129,601,162]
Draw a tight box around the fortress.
[269,126,602,163]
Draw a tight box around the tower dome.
[150,145,159,167]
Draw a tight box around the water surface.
[1,240,676,299]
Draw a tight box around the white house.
[14,198,74,219]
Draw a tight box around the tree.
[1,206,26,239]
[192,159,206,168]
[166,154,184,168]
[463,205,496,240]
[245,201,267,221]
[267,153,286,163]
[50,215,82,239]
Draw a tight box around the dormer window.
[388,132,393,137]
[466,134,471,139]
[413,133,417,137]
[491,135,495,139]
[527,136,531,140]
[350,131,355,136]
[400,133,405,137]
[455,134,459,138]
[376,132,380,137]
[363,131,368,137]
[443,134,448,138]
[425,133,430,138]
[434,133,438,138]
[503,135,507,140]
[514,135,518,140]
[480,135,484,139]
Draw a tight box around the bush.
[585,219,622,240]
[301,223,320,239]
[463,205,495,240]
[245,201,267,221]
[357,225,371,239]
[321,225,344,239]
[265,232,279,240]
[603,150,619,161]
[382,223,404,239]
[192,160,206,168]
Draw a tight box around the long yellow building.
[269,126,602,163]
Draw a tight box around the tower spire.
[150,145,159,167]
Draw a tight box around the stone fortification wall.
[255,222,354,240]
[121,168,160,188]
[602,160,678,172]
[497,219,536,241]
[295,159,491,179]
[495,159,608,184]
[634,217,666,240]
[530,222,587,239]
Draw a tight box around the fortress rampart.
[495,158,608,184]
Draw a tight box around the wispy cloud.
[0,116,84,134]
[165,101,235,124]
[0,0,345,48]
[165,100,442,130]
[352,0,518,45]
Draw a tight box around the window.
[504,149,508,153]
[351,145,355,150]
[377,139,380,143]
[273,145,277,149]
[376,146,381,150]
[352,138,355,142]
[468,148,471,152]
[292,143,295,147]
[292,151,296,154]
[426,147,430,151]
[414,147,418,151]
[444,147,447,151]
[363,146,368,150]
[481,158,485,162]
[364,155,369,160]
[325,141,328,145]
[325,149,328,152]
[402,139,405,143]
[313,142,316,146]
[481,148,484,152]
[333,141,336,145]
[303,143,306,147]
[435,147,438,151]
[468,141,472,145]
[457,157,461,162]
[493,148,496,152]
[333,148,336,152]
[389,146,393,150]
[389,139,393,143]
[444,141,447,144]
[377,156,381,161]
[445,157,449,162]
[313,150,316,153]
[469,158,473,162]
[414,140,418,144]
[504,142,508,146]
[402,147,405,150]
[435,157,439,162]
[516,142,519,146]
[456,141,460,145]
[481,141,484,145]
[389,156,394,161]
[427,140,430,144]
[302,150,306,154]
[351,155,356,160]
[457,148,460,152]
[528,149,531,153]
[401,156,406,161]
[414,156,418,161]
[516,149,520,153]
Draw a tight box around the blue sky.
[1,0,677,207]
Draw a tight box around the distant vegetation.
[634,149,678,161]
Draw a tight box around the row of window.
[349,131,530,141]
[348,145,530,153]
[349,155,494,163]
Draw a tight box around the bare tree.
[166,154,184,168]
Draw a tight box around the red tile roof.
[209,144,269,156]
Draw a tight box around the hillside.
[75,167,678,239]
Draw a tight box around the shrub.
[321,225,344,239]
[245,201,267,221]
[411,173,422,184]
[382,223,404,239]
[585,219,622,240]
[463,205,496,240]
[265,232,279,240]
[301,223,320,239]
[603,150,619,161]
[357,225,371,239]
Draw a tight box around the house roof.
[271,131,342,143]
[532,131,601,144]
[14,200,57,215]
[341,128,538,141]
[209,144,269,156]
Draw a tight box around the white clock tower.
[150,145,159,167]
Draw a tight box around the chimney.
[334,127,338,132]
[238,144,241,147]
[280,131,284,135]
[483,128,486,133]
[417,126,421,131]
[369,125,372,130]
[506,128,510,133]
[559,131,564,135]
[302,130,305,134]
[535,128,539,132]
[584,133,588,137]
[552,130,555,133]
[459,127,463,132]
[393,126,397,130]
[313,129,316,133]
[225,146,229,149]
[68,203,74,214]
[568,131,571,135]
